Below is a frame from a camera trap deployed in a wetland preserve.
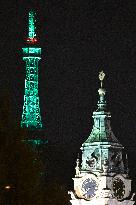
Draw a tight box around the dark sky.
[1,0,136,187]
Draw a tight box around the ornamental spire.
[84,70,119,143]
[80,71,124,174]
[99,70,105,88]
[97,71,106,111]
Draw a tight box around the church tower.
[21,11,42,129]
[69,71,135,205]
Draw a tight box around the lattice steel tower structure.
[21,11,42,129]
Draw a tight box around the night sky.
[1,0,136,188]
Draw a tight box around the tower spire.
[27,11,38,44]
[97,70,106,111]
[84,70,118,143]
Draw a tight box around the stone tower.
[69,71,135,205]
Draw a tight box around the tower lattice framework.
[21,11,42,129]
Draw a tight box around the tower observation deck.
[21,11,42,129]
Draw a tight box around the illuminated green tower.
[21,11,42,129]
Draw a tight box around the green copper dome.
[83,71,119,144]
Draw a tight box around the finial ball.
[98,88,106,95]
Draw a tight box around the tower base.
[70,197,135,205]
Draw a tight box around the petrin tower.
[21,11,42,129]
[69,71,135,205]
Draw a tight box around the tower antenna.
[27,10,38,44]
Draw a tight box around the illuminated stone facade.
[69,71,135,205]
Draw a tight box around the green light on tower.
[28,11,36,39]
[21,11,42,129]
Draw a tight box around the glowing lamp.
[5,185,11,190]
